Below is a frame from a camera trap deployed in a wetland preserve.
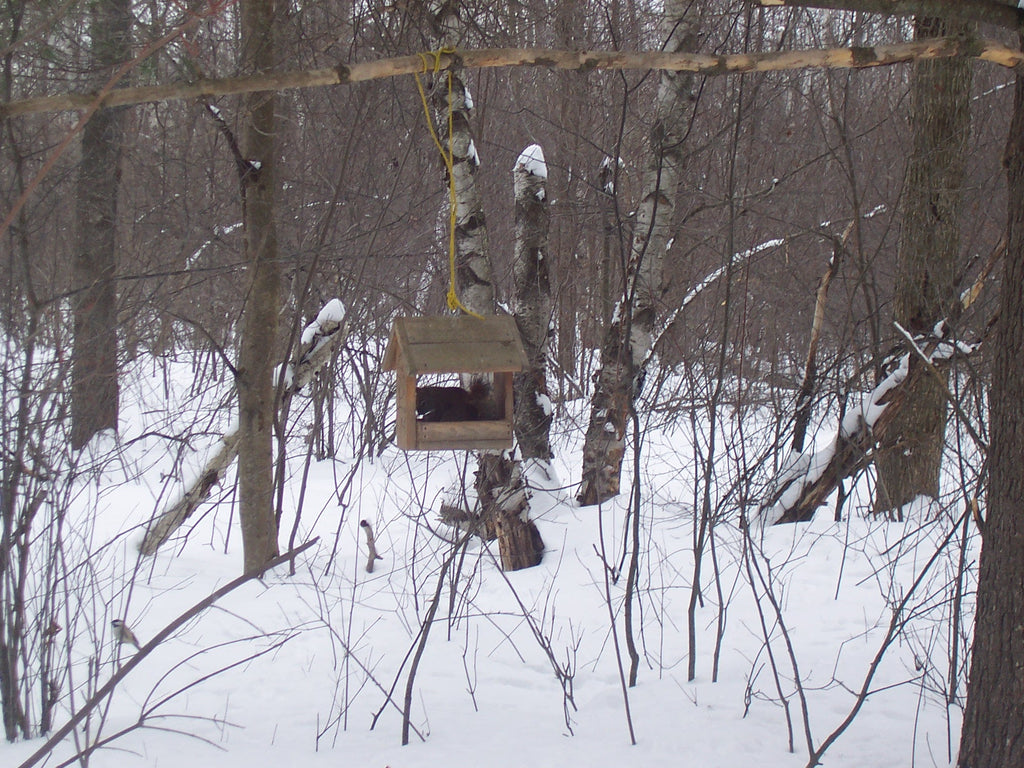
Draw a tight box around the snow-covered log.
[138,430,243,556]
[760,325,976,525]
[140,301,348,556]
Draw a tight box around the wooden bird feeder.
[382,315,528,451]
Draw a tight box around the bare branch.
[752,0,1024,30]
[16,539,319,768]
[2,37,1020,121]
[359,520,383,573]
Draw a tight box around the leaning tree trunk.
[236,0,280,574]
[873,16,970,517]
[957,59,1024,768]
[512,144,553,466]
[427,1,542,570]
[140,302,347,557]
[71,0,131,449]
[577,1,697,506]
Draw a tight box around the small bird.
[111,619,142,650]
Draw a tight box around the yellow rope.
[414,49,484,320]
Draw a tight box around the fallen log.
[761,326,978,525]
[139,300,348,555]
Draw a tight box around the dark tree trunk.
[956,63,1024,768]
[598,157,619,330]
[71,0,130,449]
[873,16,970,516]
[237,0,280,574]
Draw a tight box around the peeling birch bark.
[426,2,543,571]
[512,145,553,464]
[578,1,697,506]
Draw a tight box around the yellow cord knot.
[416,46,456,75]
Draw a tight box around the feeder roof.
[382,315,528,375]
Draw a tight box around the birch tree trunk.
[957,55,1024,768]
[873,16,970,517]
[428,2,542,570]
[237,0,280,574]
[512,145,553,465]
[71,0,130,449]
[578,1,697,506]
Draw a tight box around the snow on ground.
[4,352,974,768]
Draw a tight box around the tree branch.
[2,37,1020,120]
[138,305,347,557]
[17,538,319,768]
[752,0,1024,30]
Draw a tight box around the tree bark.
[236,0,280,574]
[70,0,130,449]
[512,145,553,464]
[792,224,852,453]
[957,60,1024,768]
[578,0,697,506]
[5,38,1022,122]
[428,1,542,570]
[874,16,970,517]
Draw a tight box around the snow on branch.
[515,144,547,179]
[140,299,348,556]
[757,322,976,526]
[645,204,887,370]
[289,298,348,394]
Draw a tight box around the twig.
[402,533,471,745]
[803,510,967,767]
[359,520,384,573]
[17,538,318,768]
[596,497,637,745]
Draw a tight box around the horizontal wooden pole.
[2,36,1019,120]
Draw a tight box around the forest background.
[2,1,1024,767]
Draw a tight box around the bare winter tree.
[957,46,1024,768]
[3,2,1022,760]
[512,144,553,466]
[236,0,281,573]
[70,0,131,449]
[424,0,543,570]
[577,0,698,506]
[873,15,971,517]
